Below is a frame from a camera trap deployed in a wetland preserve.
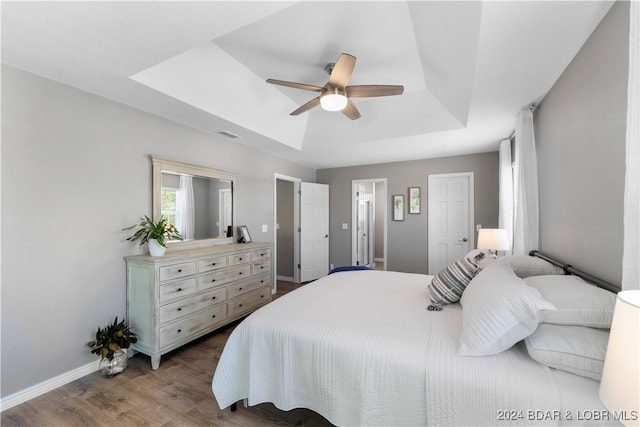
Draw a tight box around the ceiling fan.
[267,53,404,120]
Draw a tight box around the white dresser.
[124,242,272,369]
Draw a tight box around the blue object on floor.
[329,265,372,274]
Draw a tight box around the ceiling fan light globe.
[320,94,347,111]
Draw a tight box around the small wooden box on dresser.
[124,242,272,370]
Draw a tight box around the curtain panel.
[622,1,640,291]
[498,139,514,254]
[512,108,540,256]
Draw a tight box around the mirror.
[151,155,237,248]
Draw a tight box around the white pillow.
[525,275,616,328]
[498,255,563,278]
[459,262,556,356]
[525,323,608,380]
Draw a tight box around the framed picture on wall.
[392,195,405,221]
[408,186,421,214]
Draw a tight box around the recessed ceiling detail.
[1,1,615,168]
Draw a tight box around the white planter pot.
[148,238,166,257]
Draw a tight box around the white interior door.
[300,182,329,282]
[428,173,474,274]
[357,199,370,266]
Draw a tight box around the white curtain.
[176,175,195,241]
[498,139,514,253]
[512,107,539,255]
[622,1,640,291]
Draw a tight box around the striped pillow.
[428,258,481,310]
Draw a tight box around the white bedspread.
[212,270,607,426]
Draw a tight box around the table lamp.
[477,228,510,258]
[599,290,640,426]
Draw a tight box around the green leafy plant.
[87,317,138,360]
[122,215,182,248]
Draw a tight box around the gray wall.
[535,1,628,286]
[317,152,499,274]
[1,65,315,398]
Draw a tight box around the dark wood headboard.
[529,250,621,293]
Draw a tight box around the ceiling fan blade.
[346,85,404,98]
[267,79,323,92]
[341,99,361,120]
[328,53,356,88]
[290,97,321,116]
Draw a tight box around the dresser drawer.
[251,248,271,261]
[251,259,271,275]
[196,287,227,310]
[159,286,227,324]
[159,295,201,324]
[198,255,228,273]
[228,287,271,318]
[198,265,251,291]
[159,305,227,348]
[159,262,196,282]
[227,252,251,266]
[159,278,197,303]
[227,273,271,299]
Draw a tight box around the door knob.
[461,237,468,242]
[324,234,329,238]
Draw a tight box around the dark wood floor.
[1,281,334,427]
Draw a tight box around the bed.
[212,252,620,426]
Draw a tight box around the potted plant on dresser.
[123,215,182,256]
[87,317,138,377]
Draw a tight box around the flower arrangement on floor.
[87,317,138,377]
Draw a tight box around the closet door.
[300,182,329,282]
[428,173,474,275]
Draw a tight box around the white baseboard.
[276,275,294,282]
[0,359,99,412]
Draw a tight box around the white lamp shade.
[477,228,510,251]
[599,290,640,426]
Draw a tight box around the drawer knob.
[260,266,264,269]
[177,288,182,292]
[212,315,216,318]
[211,279,216,282]
[212,296,216,300]
[178,308,182,311]
[239,272,243,275]
[178,269,182,273]
[239,304,243,307]
[177,329,182,333]
[261,295,264,298]
[260,280,264,283]
[239,287,243,291]
[212,263,216,266]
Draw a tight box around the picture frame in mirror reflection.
[238,225,252,243]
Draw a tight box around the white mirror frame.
[151,155,238,250]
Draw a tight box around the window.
[161,188,177,225]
